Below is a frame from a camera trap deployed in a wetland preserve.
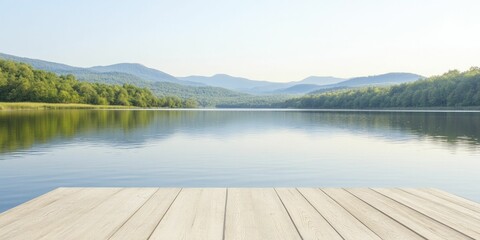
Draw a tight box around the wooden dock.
[0,188,479,239]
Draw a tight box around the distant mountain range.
[89,63,202,86]
[274,84,332,94]
[182,73,423,94]
[299,72,424,95]
[178,75,347,94]
[0,52,424,96]
[0,53,251,107]
[178,74,272,91]
[0,53,201,86]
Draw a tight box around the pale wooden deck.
[0,188,479,239]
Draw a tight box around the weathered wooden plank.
[322,188,424,240]
[0,187,478,240]
[109,188,181,240]
[349,188,472,240]
[39,188,157,240]
[374,188,480,239]
[424,188,480,214]
[0,188,81,228]
[402,188,480,220]
[148,188,226,240]
[225,188,302,240]
[275,188,342,240]
[0,188,121,240]
[298,188,381,240]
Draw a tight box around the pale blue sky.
[1,0,479,82]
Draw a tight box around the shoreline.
[0,102,135,110]
[1,102,480,112]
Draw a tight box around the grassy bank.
[0,102,135,110]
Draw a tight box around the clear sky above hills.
[1,0,479,82]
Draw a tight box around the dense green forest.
[2,58,479,109]
[215,95,296,108]
[281,67,480,109]
[73,79,287,108]
[0,60,197,108]
[0,53,295,107]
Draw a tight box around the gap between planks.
[1,188,479,240]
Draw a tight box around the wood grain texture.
[322,188,424,240]
[298,188,382,240]
[374,188,480,239]
[224,188,302,240]
[0,188,121,240]
[401,188,480,220]
[275,188,342,240]
[148,188,226,240]
[348,188,472,240]
[0,188,479,240]
[109,188,181,240]
[0,188,81,228]
[39,188,157,240]
[424,188,480,214]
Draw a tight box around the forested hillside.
[2,56,478,109]
[281,68,480,109]
[0,53,264,107]
[0,60,196,108]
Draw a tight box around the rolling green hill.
[0,53,265,107]
[0,59,195,107]
[281,68,480,109]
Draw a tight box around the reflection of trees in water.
[0,110,478,153]
[390,112,480,145]
[0,110,155,153]
[152,111,480,146]
[313,112,480,145]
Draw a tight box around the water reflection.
[0,110,479,155]
[0,110,154,153]
[0,110,479,212]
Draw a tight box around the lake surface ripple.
[0,109,479,212]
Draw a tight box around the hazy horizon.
[0,51,425,82]
[1,0,479,82]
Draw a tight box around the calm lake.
[0,109,479,212]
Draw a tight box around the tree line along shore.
[1,59,479,109]
[0,59,197,108]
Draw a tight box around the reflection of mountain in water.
[0,110,479,154]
